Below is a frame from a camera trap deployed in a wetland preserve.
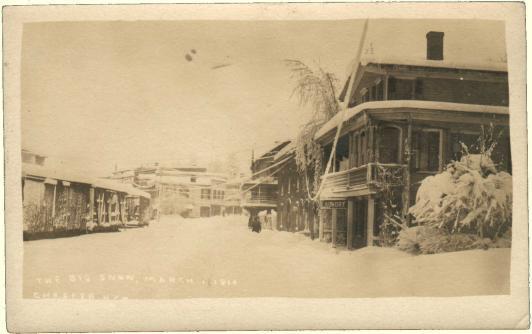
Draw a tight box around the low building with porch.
[314,21,511,250]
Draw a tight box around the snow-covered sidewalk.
[24,215,510,299]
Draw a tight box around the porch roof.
[22,163,150,198]
[314,100,509,140]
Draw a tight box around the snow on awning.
[22,163,94,185]
[22,163,151,198]
[93,178,151,198]
[314,100,509,140]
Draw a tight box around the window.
[426,31,444,60]
[351,134,359,167]
[375,80,384,101]
[378,127,401,164]
[415,79,424,99]
[360,132,367,165]
[201,189,211,199]
[389,77,415,100]
[179,188,190,198]
[370,85,377,101]
[190,176,197,183]
[411,130,441,172]
[361,89,369,103]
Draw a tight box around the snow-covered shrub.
[396,226,423,254]
[397,225,482,254]
[409,153,512,240]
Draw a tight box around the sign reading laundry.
[322,200,347,209]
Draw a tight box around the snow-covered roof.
[159,175,212,187]
[158,169,227,179]
[354,19,507,76]
[112,169,135,177]
[273,141,295,161]
[22,163,94,185]
[93,178,151,198]
[315,100,509,140]
[22,163,150,198]
[361,58,506,73]
[255,139,291,159]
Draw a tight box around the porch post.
[403,116,412,221]
[348,132,353,169]
[331,208,337,247]
[51,183,57,218]
[367,196,375,247]
[89,187,94,224]
[383,74,389,100]
[368,120,374,163]
[319,207,324,241]
[347,199,354,250]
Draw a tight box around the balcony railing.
[321,163,406,193]
[241,194,278,207]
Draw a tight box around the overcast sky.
[21,20,365,176]
[21,19,505,176]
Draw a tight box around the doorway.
[351,198,368,249]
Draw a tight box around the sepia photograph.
[4,2,528,331]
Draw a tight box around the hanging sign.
[322,200,347,209]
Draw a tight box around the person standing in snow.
[248,214,253,230]
[266,210,272,230]
[251,215,261,233]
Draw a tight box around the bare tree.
[285,59,341,196]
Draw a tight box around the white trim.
[44,178,57,185]
[315,100,508,140]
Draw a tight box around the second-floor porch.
[320,162,407,198]
[316,101,510,200]
[240,182,278,209]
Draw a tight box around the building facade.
[274,142,319,238]
[314,25,511,249]
[22,159,151,240]
[111,164,229,218]
[241,141,291,219]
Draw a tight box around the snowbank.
[24,215,510,298]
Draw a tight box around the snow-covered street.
[24,215,510,299]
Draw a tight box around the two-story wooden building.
[241,140,291,219]
[315,21,511,249]
[273,142,319,238]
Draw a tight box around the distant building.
[224,178,243,215]
[21,149,46,166]
[241,140,290,219]
[110,164,229,218]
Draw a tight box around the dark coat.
[251,216,261,233]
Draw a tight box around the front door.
[352,199,368,249]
